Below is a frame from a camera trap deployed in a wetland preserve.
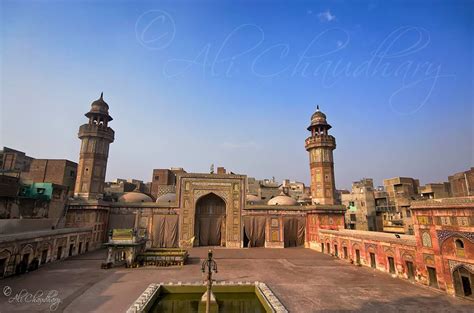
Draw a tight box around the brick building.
[0,147,34,172]
[449,168,474,197]
[150,168,185,199]
[246,177,280,202]
[419,182,451,199]
[383,177,420,234]
[307,196,474,300]
[21,159,77,197]
[341,178,381,231]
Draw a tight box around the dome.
[246,194,261,203]
[118,192,153,203]
[267,193,298,206]
[311,110,327,123]
[85,93,113,121]
[308,105,331,130]
[156,193,177,203]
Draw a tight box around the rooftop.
[0,227,93,244]
[410,196,474,209]
[318,229,417,246]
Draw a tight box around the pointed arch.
[194,193,226,246]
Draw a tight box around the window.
[455,239,464,249]
[350,214,356,222]
[455,239,465,257]
[370,252,376,268]
[388,257,395,274]
[154,175,159,181]
[70,170,75,177]
[427,267,438,288]
[406,210,411,217]
[406,261,415,280]
[52,189,62,199]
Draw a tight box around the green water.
[150,292,266,313]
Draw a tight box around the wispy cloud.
[318,10,336,22]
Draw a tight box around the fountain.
[126,249,288,313]
[199,250,218,313]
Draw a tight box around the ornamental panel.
[417,216,431,225]
[423,254,435,265]
[422,232,432,248]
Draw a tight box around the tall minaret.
[305,106,336,205]
[74,93,115,199]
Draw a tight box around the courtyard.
[0,248,472,313]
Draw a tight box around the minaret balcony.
[305,135,336,150]
[78,124,115,142]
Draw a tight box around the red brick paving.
[0,247,472,312]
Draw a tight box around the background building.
[246,177,280,201]
[419,183,451,199]
[150,168,186,199]
[449,168,473,197]
[341,178,381,231]
[0,147,34,173]
[383,177,420,234]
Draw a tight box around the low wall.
[308,229,422,282]
[0,227,94,279]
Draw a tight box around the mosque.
[65,94,346,250]
[2,94,472,299]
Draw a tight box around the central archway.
[194,193,226,246]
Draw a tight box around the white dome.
[267,194,298,206]
[118,192,153,203]
[156,193,177,203]
[246,194,260,202]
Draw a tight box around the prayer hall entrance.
[194,193,226,246]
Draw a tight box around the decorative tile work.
[436,230,474,246]
[448,259,474,273]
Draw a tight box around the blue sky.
[1,0,473,189]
